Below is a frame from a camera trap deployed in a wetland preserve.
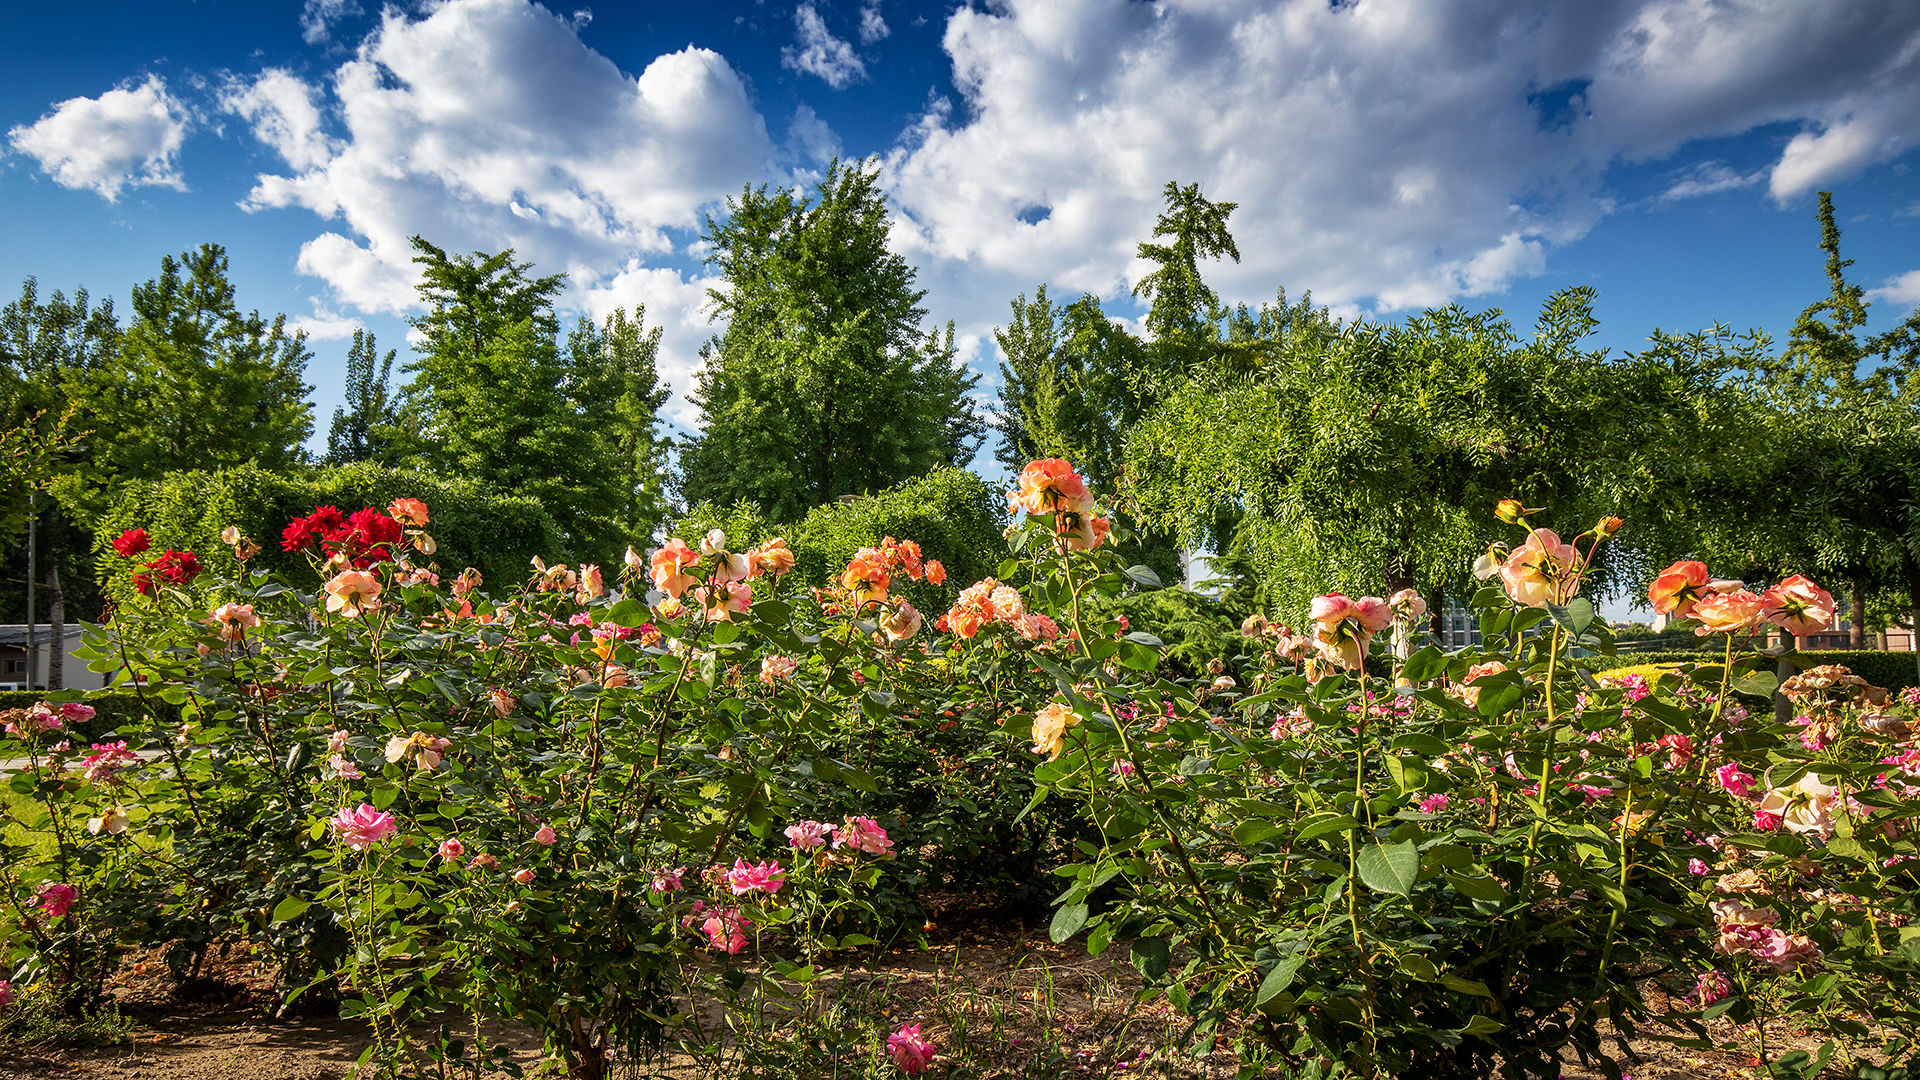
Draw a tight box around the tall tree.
[680,159,982,520]
[992,287,1141,491]
[566,306,673,544]
[94,244,313,494]
[325,329,400,465]
[1132,181,1241,346]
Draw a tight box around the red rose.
[147,550,202,586]
[346,507,404,547]
[132,572,154,596]
[113,528,151,558]
[281,516,320,552]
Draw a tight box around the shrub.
[0,691,174,742]
[93,463,565,606]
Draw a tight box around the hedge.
[671,467,1009,614]
[95,463,566,605]
[1586,648,1919,692]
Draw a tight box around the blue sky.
[4,0,1919,458]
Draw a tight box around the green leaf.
[1050,903,1089,943]
[1122,564,1162,589]
[1256,954,1306,1010]
[1356,840,1419,898]
[1297,813,1362,841]
[1459,1015,1504,1036]
[1402,645,1447,683]
[1131,936,1171,981]
[271,897,312,924]
[1445,873,1507,903]
[1732,670,1780,697]
[1547,598,1594,635]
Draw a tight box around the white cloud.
[787,104,842,165]
[8,75,190,201]
[860,1,890,45]
[288,303,363,341]
[1658,161,1763,204]
[219,69,337,171]
[1867,270,1920,310]
[783,3,866,89]
[301,0,362,45]
[882,0,1920,348]
[237,0,772,324]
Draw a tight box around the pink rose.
[1351,596,1392,634]
[887,1023,938,1075]
[1715,762,1758,800]
[1416,793,1449,814]
[533,824,557,846]
[833,816,894,856]
[1307,594,1355,628]
[513,868,535,884]
[784,820,832,850]
[0,980,12,1012]
[726,858,787,895]
[470,853,499,871]
[650,866,686,893]
[437,838,465,863]
[36,882,78,918]
[329,804,397,851]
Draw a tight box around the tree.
[397,238,670,558]
[680,159,983,521]
[325,329,400,465]
[93,244,313,493]
[1132,180,1241,345]
[566,307,673,543]
[992,287,1140,489]
[1129,288,1706,620]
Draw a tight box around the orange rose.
[1008,458,1091,516]
[1648,560,1710,618]
[650,538,699,598]
[841,548,891,607]
[1498,529,1580,608]
[925,559,946,585]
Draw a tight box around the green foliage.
[323,329,398,465]
[394,238,669,559]
[88,244,314,501]
[680,159,983,519]
[1088,588,1255,681]
[94,463,563,604]
[671,467,1008,614]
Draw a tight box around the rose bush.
[6,459,1920,1080]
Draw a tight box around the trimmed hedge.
[1586,648,1919,692]
[95,463,566,605]
[671,467,1009,614]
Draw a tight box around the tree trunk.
[1907,550,1920,682]
[1850,578,1866,648]
[45,560,64,691]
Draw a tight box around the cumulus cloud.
[8,75,190,200]
[288,303,364,341]
[882,0,1920,336]
[236,0,772,321]
[783,3,866,89]
[1867,270,1920,310]
[579,262,723,429]
[219,69,337,171]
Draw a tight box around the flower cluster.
[1709,900,1823,971]
[1649,562,1834,638]
[937,577,1031,639]
[131,548,202,595]
[840,536,942,609]
[281,504,409,569]
[1008,458,1110,551]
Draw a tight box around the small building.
[0,624,109,692]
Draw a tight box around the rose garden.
[4,456,1920,1080]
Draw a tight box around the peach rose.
[748,537,796,579]
[208,602,261,643]
[1692,589,1765,635]
[883,601,923,642]
[324,569,382,618]
[1498,529,1579,608]
[1308,594,1356,628]
[1761,575,1835,638]
[387,498,429,526]
[1030,702,1081,761]
[650,538,699,599]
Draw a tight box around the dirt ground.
[0,918,1838,1080]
